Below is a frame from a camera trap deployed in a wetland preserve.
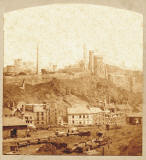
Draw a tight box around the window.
[41,112,44,116]
[72,115,74,118]
[79,115,81,118]
[79,121,82,124]
[72,120,74,124]
[83,115,85,118]
[37,115,39,121]
[30,116,32,119]
[30,121,32,123]
[41,122,44,124]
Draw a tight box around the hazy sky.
[4,4,143,71]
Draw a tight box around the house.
[90,107,104,125]
[3,116,27,139]
[67,104,93,126]
[126,112,142,125]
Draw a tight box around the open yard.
[3,124,142,156]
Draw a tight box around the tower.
[36,44,39,74]
[83,44,88,71]
[96,56,103,77]
[94,55,98,75]
[88,50,94,73]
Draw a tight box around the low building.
[126,112,142,125]
[3,116,27,139]
[68,104,93,126]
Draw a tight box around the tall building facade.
[94,55,98,75]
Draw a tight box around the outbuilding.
[3,117,27,139]
[126,112,142,125]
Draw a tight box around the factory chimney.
[36,44,39,74]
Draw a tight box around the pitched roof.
[68,104,91,114]
[3,116,27,127]
[126,112,142,118]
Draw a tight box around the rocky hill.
[3,75,142,112]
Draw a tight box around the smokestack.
[36,44,39,74]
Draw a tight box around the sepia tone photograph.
[1,1,143,157]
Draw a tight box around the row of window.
[71,120,92,124]
[37,116,44,121]
[26,120,32,123]
[25,116,32,120]
[37,112,44,116]
[72,115,90,118]
[36,121,44,125]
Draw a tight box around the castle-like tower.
[83,44,88,71]
[88,50,94,73]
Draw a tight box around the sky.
[4,4,143,71]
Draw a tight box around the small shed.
[126,112,142,125]
[3,117,27,139]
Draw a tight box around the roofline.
[68,113,99,115]
[26,104,46,106]
[3,124,27,127]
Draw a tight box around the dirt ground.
[3,124,142,156]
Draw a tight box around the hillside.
[3,76,142,112]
